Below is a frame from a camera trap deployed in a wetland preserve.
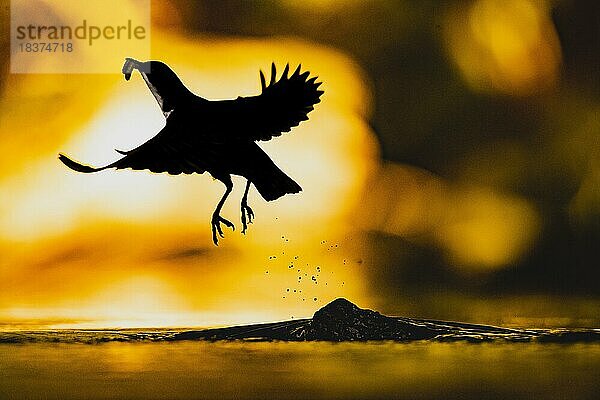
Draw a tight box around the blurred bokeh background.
[0,0,598,328]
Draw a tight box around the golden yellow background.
[0,0,598,329]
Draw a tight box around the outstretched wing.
[110,119,213,175]
[212,63,323,142]
[61,111,227,176]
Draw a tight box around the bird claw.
[211,214,235,245]
[241,204,255,234]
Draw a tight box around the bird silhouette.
[59,58,323,245]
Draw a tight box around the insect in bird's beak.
[122,57,136,81]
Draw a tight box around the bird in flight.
[59,58,323,245]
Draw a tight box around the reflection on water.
[1,341,599,399]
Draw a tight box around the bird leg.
[241,180,255,234]
[212,179,235,245]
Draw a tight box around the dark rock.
[536,330,600,343]
[169,319,311,341]
[154,298,600,343]
[2,299,598,343]
[306,298,438,341]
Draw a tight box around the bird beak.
[122,57,140,81]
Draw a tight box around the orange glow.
[444,0,561,95]
[434,187,540,269]
[357,164,540,271]
[0,3,378,327]
[358,163,447,238]
[1,0,558,329]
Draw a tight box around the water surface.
[1,335,599,399]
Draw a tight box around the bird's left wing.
[110,116,215,175]
[61,113,220,176]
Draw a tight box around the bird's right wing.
[206,63,323,142]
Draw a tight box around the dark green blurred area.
[169,0,599,298]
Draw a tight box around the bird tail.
[58,153,110,173]
[252,166,302,201]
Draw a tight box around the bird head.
[123,58,195,113]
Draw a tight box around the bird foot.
[211,214,235,245]
[241,203,255,234]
